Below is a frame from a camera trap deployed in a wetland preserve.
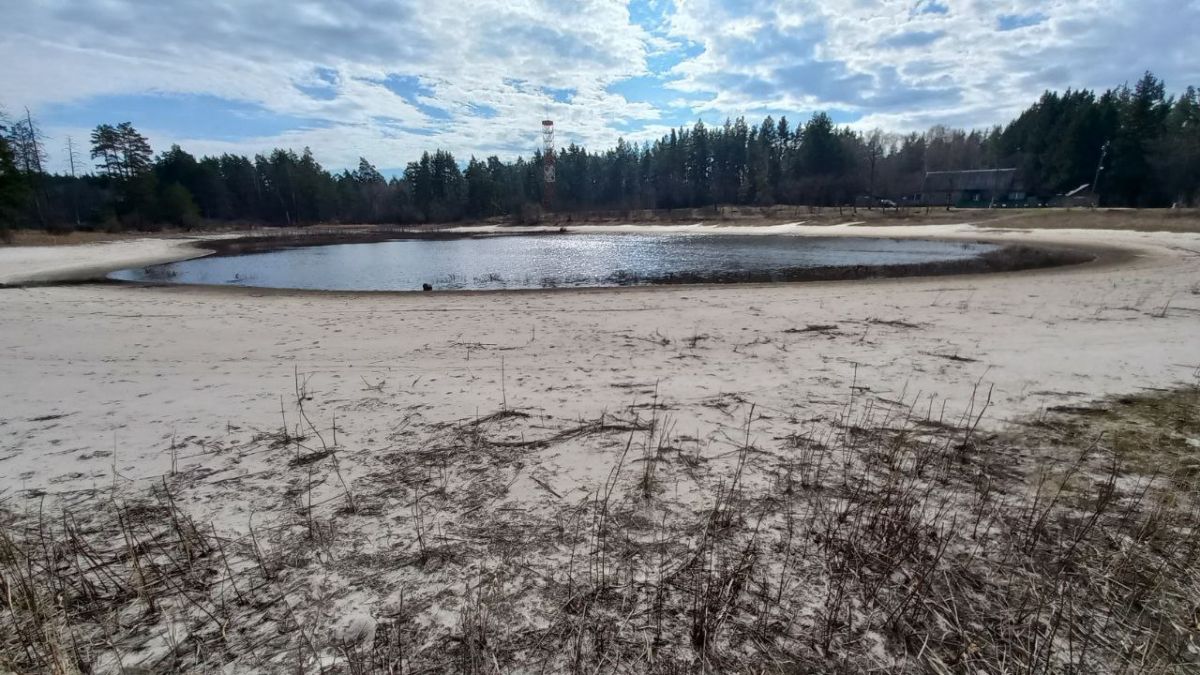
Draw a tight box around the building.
[922,168,1030,208]
[1049,183,1095,208]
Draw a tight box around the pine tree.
[0,116,29,234]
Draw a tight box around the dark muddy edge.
[4,230,1124,293]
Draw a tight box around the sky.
[3,0,1198,174]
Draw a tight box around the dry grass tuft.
[3,382,1199,673]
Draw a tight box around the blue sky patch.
[40,93,329,142]
[648,41,704,74]
[915,0,950,15]
[379,74,453,121]
[824,109,865,125]
[295,67,339,101]
[542,86,576,104]
[880,30,946,49]
[997,12,1048,31]
[608,75,675,108]
[468,103,498,119]
[374,116,438,137]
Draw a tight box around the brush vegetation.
[3,383,1199,673]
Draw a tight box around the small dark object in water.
[422,283,433,291]
[558,226,567,233]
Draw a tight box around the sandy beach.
[2,222,1195,501]
[2,220,1199,671]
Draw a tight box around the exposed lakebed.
[108,232,1088,291]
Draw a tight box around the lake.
[109,233,1000,291]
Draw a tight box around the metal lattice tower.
[542,120,555,211]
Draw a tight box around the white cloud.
[3,0,662,169]
[664,0,1200,129]
[3,0,1198,172]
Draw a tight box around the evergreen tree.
[91,122,153,180]
[0,117,28,234]
[158,182,200,229]
[1152,87,1200,205]
[5,71,1199,230]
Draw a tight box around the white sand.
[0,236,223,286]
[3,223,1199,671]
[0,223,1197,506]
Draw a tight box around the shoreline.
[0,222,1135,292]
[1,221,1195,496]
[97,240,1119,300]
[0,235,224,286]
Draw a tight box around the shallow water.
[109,233,999,291]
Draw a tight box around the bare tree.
[864,129,884,203]
[6,108,47,226]
[64,135,83,226]
[8,109,47,175]
[64,135,80,177]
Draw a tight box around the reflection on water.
[110,233,998,292]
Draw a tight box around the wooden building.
[921,168,1030,208]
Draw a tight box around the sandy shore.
[0,235,219,285]
[0,222,1196,503]
[3,221,1200,671]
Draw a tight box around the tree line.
[1,72,1198,234]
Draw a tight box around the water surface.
[110,233,999,291]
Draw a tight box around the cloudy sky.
[3,0,1198,174]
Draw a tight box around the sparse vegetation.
[4,378,1198,673]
